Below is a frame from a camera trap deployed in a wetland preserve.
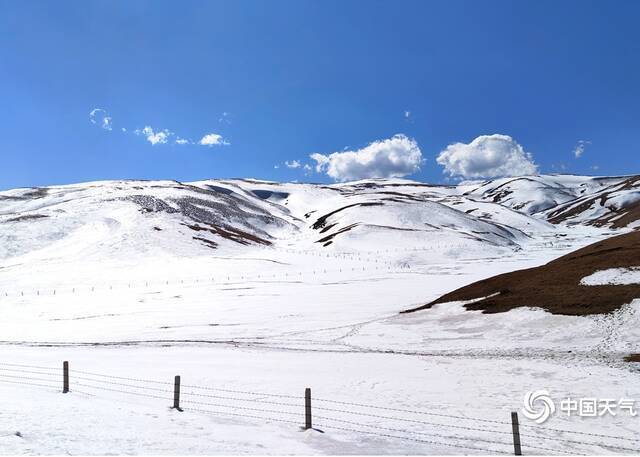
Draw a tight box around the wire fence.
[0,240,498,299]
[1,361,638,455]
[0,261,412,299]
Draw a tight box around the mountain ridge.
[0,174,638,265]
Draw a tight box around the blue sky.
[1,0,639,189]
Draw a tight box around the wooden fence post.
[305,388,312,430]
[63,361,69,393]
[511,411,522,455]
[173,375,183,411]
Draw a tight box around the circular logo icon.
[522,390,555,424]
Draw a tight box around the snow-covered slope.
[0,178,531,265]
[0,180,297,262]
[461,174,640,228]
[2,173,639,286]
[1,174,639,454]
[545,175,640,228]
[1,174,638,268]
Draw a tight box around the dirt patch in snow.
[404,230,640,316]
[311,202,383,230]
[192,236,218,249]
[184,223,271,246]
[316,223,358,244]
[4,214,49,223]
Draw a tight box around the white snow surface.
[0,176,639,455]
[581,267,640,286]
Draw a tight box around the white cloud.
[436,134,538,179]
[135,126,173,145]
[310,134,423,182]
[573,140,591,158]
[199,133,229,147]
[284,160,302,169]
[218,112,232,125]
[89,108,112,131]
[89,106,231,149]
[310,153,329,173]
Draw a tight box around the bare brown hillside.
[403,230,640,316]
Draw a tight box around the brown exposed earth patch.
[316,223,359,244]
[192,236,218,249]
[403,230,640,316]
[624,354,640,363]
[183,223,271,246]
[4,214,49,223]
[311,202,384,230]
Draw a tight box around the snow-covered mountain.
[2,174,640,455]
[0,174,637,265]
[461,174,640,222]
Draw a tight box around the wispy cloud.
[218,112,232,125]
[89,108,112,131]
[573,140,591,158]
[88,107,229,148]
[284,160,302,169]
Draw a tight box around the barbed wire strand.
[313,414,515,449]
[187,406,302,427]
[315,422,510,455]
[177,383,302,400]
[180,399,300,417]
[518,430,640,453]
[70,369,172,386]
[74,382,172,402]
[313,396,512,426]
[71,375,174,393]
[0,362,58,371]
[182,390,301,408]
[518,422,640,443]
[0,367,61,378]
[520,442,586,456]
[0,373,63,384]
[0,378,59,390]
[312,404,513,436]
